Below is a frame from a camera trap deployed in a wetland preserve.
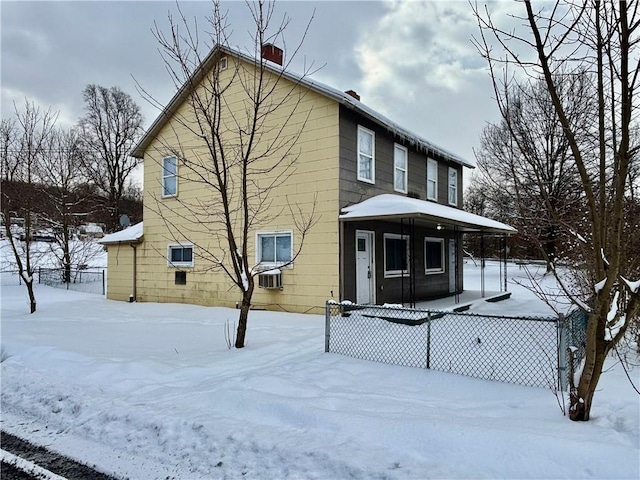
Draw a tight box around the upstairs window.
[384,233,409,278]
[357,126,375,183]
[448,167,458,206]
[162,156,177,197]
[168,244,193,267]
[427,158,438,201]
[394,144,408,193]
[257,231,292,267]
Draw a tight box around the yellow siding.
[130,56,340,314]
[105,243,135,302]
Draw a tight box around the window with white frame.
[394,144,408,193]
[357,126,375,183]
[257,231,292,267]
[448,167,458,206]
[162,156,177,197]
[167,243,193,267]
[427,158,438,201]
[384,233,409,277]
[424,237,444,274]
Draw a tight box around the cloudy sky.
[1,1,521,183]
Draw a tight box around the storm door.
[356,231,375,304]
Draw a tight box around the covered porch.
[338,194,516,307]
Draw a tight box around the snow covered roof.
[84,224,104,234]
[131,45,473,168]
[98,222,144,245]
[339,195,516,234]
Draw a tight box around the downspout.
[130,243,137,302]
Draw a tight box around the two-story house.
[100,44,515,314]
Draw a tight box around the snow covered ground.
[1,261,639,479]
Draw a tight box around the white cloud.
[356,1,484,96]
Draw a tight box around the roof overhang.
[98,222,144,245]
[339,195,516,235]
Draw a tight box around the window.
[219,56,228,71]
[175,271,187,285]
[448,167,458,206]
[162,156,177,197]
[394,144,408,193]
[384,233,409,277]
[357,126,375,183]
[167,244,193,267]
[425,237,444,274]
[257,231,292,267]
[427,158,438,201]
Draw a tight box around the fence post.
[426,311,431,369]
[557,314,568,392]
[325,301,331,353]
[102,270,105,295]
[38,267,41,284]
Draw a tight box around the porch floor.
[413,290,510,312]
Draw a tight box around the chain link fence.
[38,267,105,295]
[1,268,105,295]
[325,302,587,389]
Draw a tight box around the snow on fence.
[325,302,587,389]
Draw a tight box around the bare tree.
[1,118,20,181]
[473,0,640,420]
[473,73,590,268]
[1,100,57,313]
[78,84,144,232]
[37,126,97,281]
[141,0,317,348]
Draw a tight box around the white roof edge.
[98,222,144,244]
[339,195,515,233]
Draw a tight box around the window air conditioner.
[258,269,282,289]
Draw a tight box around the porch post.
[410,218,416,308]
[480,232,485,298]
[502,235,508,293]
[400,218,405,306]
[454,225,459,304]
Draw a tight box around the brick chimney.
[345,90,360,101]
[261,43,283,66]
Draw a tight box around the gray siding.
[338,105,467,304]
[338,105,463,208]
[342,220,463,304]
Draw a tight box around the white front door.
[449,239,456,294]
[356,231,375,304]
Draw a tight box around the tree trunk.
[26,280,36,314]
[235,292,252,348]
[569,310,609,421]
[569,348,607,420]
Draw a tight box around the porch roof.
[339,194,516,234]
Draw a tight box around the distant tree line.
[1,85,144,313]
